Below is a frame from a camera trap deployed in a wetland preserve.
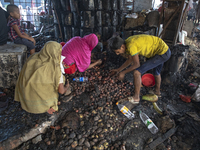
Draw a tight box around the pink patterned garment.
[62,34,98,72]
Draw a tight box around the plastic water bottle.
[139,111,158,134]
[73,77,88,82]
[116,102,135,119]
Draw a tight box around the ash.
[0,38,200,150]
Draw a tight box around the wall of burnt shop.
[52,0,127,43]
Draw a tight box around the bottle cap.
[73,78,75,81]
[116,102,118,105]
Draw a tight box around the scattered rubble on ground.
[0,37,200,150]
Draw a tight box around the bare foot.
[154,90,161,96]
[149,90,161,96]
[132,96,140,102]
[47,108,56,114]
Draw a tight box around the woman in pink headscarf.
[61,33,102,74]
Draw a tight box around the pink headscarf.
[62,34,98,72]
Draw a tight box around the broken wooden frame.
[157,0,188,46]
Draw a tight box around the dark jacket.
[0,7,9,45]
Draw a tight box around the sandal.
[62,95,73,103]
[127,97,140,104]
[117,97,139,105]
[65,85,72,96]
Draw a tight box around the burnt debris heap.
[52,0,124,42]
[1,43,200,150]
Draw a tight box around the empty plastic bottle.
[139,111,158,134]
[73,77,88,82]
[116,102,135,119]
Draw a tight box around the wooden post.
[158,7,180,38]
[180,3,189,31]
[173,0,186,45]
[132,0,135,13]
[157,0,165,37]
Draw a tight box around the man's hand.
[118,71,125,81]
[64,80,72,96]
[110,69,119,73]
[65,79,70,89]
[96,59,102,65]
[110,69,119,77]
[30,37,36,45]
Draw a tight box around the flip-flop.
[62,95,73,103]
[64,85,72,96]
[127,97,140,104]
[149,90,161,97]
[117,97,139,105]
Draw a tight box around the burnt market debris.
[0,0,200,150]
[0,41,200,150]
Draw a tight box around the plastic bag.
[64,26,72,41]
[192,85,200,102]
[54,24,59,39]
[102,0,111,10]
[102,26,113,41]
[60,0,66,11]
[80,0,94,11]
[102,12,111,26]
[73,12,81,27]
[80,11,95,28]
[112,11,118,26]
[125,13,138,19]
[111,0,118,10]
[69,0,79,12]
[179,95,191,103]
[80,28,94,37]
[61,12,73,26]
[118,11,124,25]
[118,0,124,10]
[53,11,58,24]
[72,27,80,37]
[94,27,102,38]
[95,0,102,10]
[96,11,102,26]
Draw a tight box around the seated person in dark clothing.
[0,7,9,45]
[7,4,35,55]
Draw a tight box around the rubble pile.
[0,43,200,150]
[12,53,155,150]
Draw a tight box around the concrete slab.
[0,43,27,88]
